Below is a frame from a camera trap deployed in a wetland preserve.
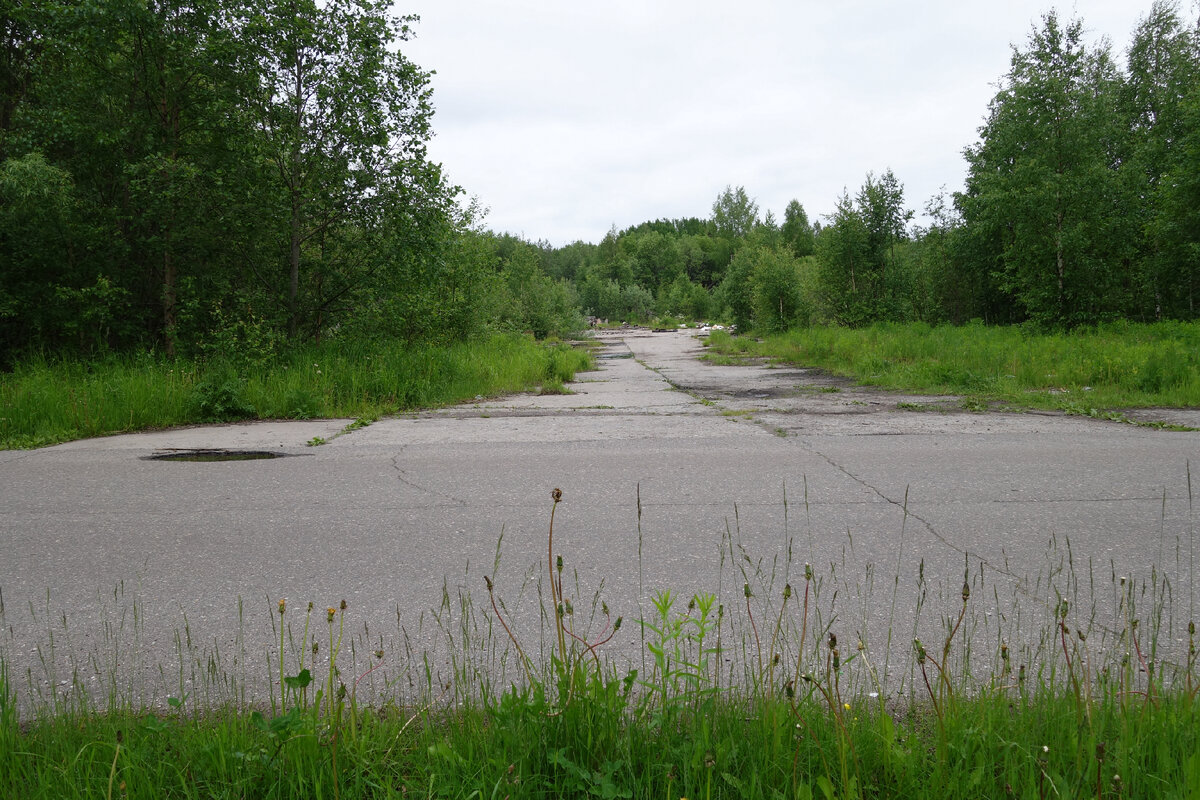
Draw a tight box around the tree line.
[3,2,1198,370]
[539,2,1200,334]
[0,0,581,368]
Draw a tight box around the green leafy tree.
[711,185,759,241]
[751,246,807,333]
[815,191,875,325]
[631,230,683,289]
[717,247,758,331]
[781,199,815,257]
[492,240,581,338]
[857,169,913,276]
[958,11,1129,326]
[657,274,711,320]
[678,233,732,287]
[0,0,43,161]
[1152,83,1200,316]
[242,0,440,339]
[1121,1,1200,318]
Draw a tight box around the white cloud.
[402,0,1163,245]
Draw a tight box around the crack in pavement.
[634,332,1091,620]
[390,451,469,506]
[789,436,1153,639]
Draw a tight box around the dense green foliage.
[705,321,1200,416]
[542,2,1200,334]
[0,0,580,368]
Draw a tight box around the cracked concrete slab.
[2,328,1197,708]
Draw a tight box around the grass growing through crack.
[1,489,1198,799]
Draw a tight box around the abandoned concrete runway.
[2,329,1197,706]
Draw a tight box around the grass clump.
[2,489,1198,798]
[705,321,1200,415]
[0,333,592,449]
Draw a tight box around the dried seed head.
[312,641,319,655]
[1018,664,1026,683]
[1190,621,1196,637]
[744,583,752,599]
[613,616,622,632]
[1077,629,1087,643]
[1001,642,1009,661]
[602,601,609,616]
[1096,741,1106,763]
[551,488,562,503]
[484,575,493,592]
[828,632,837,650]
[785,681,795,699]
[1059,600,1069,620]
[783,584,792,600]
[832,648,840,671]
[688,596,696,612]
[773,653,781,666]
[340,599,347,612]
[962,581,970,603]
[914,638,926,664]
[556,555,563,573]
[374,650,384,660]
[307,601,313,612]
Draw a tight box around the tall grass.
[706,320,1200,413]
[2,487,1196,798]
[0,334,591,449]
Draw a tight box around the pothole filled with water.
[146,450,287,462]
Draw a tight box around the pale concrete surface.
[1,328,1197,708]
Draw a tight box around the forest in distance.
[1,0,1199,368]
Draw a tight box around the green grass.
[0,334,592,449]
[704,320,1200,416]
[2,487,1197,799]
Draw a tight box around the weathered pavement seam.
[390,451,469,506]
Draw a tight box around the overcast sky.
[401,1,1169,246]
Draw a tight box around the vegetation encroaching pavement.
[704,322,1200,421]
[0,335,590,450]
[2,490,1198,798]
